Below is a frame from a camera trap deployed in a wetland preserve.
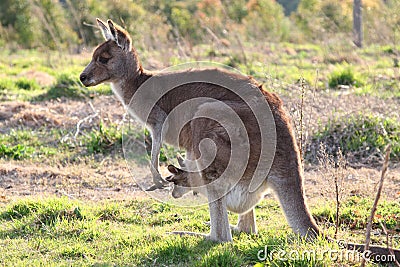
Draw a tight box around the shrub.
[45,73,86,99]
[86,121,122,154]
[0,78,15,91]
[328,67,361,88]
[0,144,35,160]
[15,77,40,90]
[307,114,400,164]
[243,0,290,41]
[313,196,400,230]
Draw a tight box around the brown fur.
[80,19,400,262]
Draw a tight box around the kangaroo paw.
[145,174,169,191]
[145,183,165,191]
[177,153,185,168]
[168,231,226,242]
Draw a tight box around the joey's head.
[80,18,141,87]
[166,165,192,198]
[166,165,206,199]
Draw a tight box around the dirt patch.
[1,159,399,205]
[0,159,143,201]
[0,96,127,131]
[304,166,400,203]
[0,101,28,122]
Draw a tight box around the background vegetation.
[0,0,399,52]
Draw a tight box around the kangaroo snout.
[79,73,87,82]
[79,72,90,86]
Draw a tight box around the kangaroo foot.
[168,231,207,238]
[204,221,252,234]
[168,231,230,243]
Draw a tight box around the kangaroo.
[80,19,400,262]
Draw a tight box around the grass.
[38,73,111,101]
[0,50,111,101]
[0,123,182,168]
[0,74,111,101]
[1,196,395,266]
[307,114,400,164]
[86,121,123,154]
[0,143,35,160]
[328,66,362,88]
[313,196,400,231]
[0,129,59,160]
[0,125,120,162]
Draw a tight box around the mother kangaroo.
[80,19,399,262]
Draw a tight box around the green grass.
[0,44,398,101]
[1,197,394,266]
[0,143,35,160]
[313,196,400,231]
[328,66,362,88]
[0,129,59,160]
[0,54,111,101]
[355,77,400,99]
[37,73,111,101]
[0,125,182,168]
[86,121,123,154]
[308,114,400,163]
[0,75,111,101]
[0,126,122,162]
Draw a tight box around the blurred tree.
[0,0,39,47]
[171,6,201,41]
[244,0,290,41]
[32,0,78,49]
[221,0,248,23]
[196,0,225,37]
[0,0,396,50]
[62,0,96,47]
[363,0,399,45]
[0,0,78,49]
[293,0,352,42]
[353,0,363,48]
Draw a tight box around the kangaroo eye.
[98,57,110,64]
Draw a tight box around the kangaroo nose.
[79,73,87,83]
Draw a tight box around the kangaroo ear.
[107,19,132,51]
[96,18,114,41]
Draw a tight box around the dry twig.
[360,144,391,267]
[379,221,400,267]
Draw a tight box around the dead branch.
[379,221,400,267]
[360,144,391,266]
[74,101,98,139]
